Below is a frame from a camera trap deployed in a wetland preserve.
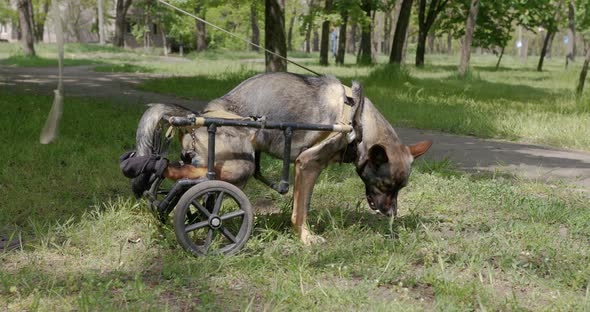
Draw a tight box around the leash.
[156,0,322,77]
[39,0,64,144]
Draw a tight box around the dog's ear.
[350,81,364,142]
[407,140,433,159]
[368,144,389,166]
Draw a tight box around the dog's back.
[206,73,351,159]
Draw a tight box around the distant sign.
[516,40,523,48]
[564,36,569,44]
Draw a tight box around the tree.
[300,0,320,53]
[250,2,260,51]
[194,1,207,51]
[356,0,372,65]
[575,0,590,94]
[17,0,35,56]
[389,0,413,64]
[265,0,287,71]
[415,0,450,67]
[32,0,49,42]
[458,0,479,76]
[98,0,105,44]
[567,0,576,63]
[114,0,132,47]
[319,0,332,65]
[537,0,564,72]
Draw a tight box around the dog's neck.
[351,99,404,167]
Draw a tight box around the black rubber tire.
[174,180,253,256]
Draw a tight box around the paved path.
[0,65,206,110]
[2,65,589,191]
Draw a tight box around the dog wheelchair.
[121,112,354,257]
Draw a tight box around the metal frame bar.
[147,115,353,215]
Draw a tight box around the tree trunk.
[305,21,312,53]
[546,31,555,58]
[427,32,435,53]
[567,0,576,61]
[34,0,48,42]
[495,46,505,70]
[287,11,296,51]
[17,0,35,56]
[447,30,452,54]
[265,0,287,72]
[383,9,393,54]
[160,23,168,56]
[416,29,427,66]
[538,31,554,72]
[194,5,207,52]
[98,0,105,44]
[114,0,132,47]
[357,0,372,65]
[250,3,260,52]
[458,0,479,76]
[347,22,357,54]
[336,12,347,65]
[389,0,413,64]
[576,48,590,95]
[319,0,332,66]
[312,29,319,51]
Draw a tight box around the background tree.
[566,0,576,62]
[32,0,49,41]
[356,0,373,65]
[537,0,564,71]
[389,0,413,64]
[114,0,132,47]
[250,2,260,51]
[319,0,333,65]
[300,0,320,53]
[97,0,105,44]
[415,0,450,67]
[265,0,287,71]
[575,0,590,94]
[17,0,35,56]
[335,0,363,65]
[458,0,479,76]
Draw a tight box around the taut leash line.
[156,0,322,77]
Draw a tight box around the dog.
[132,72,432,245]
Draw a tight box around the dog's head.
[348,81,432,216]
[355,141,432,216]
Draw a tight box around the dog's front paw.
[301,231,326,246]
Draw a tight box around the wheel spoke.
[204,229,214,252]
[220,210,245,221]
[213,191,225,215]
[192,200,211,217]
[185,220,209,233]
[220,226,237,243]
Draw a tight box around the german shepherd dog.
[133,72,432,245]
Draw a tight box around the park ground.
[1,43,589,310]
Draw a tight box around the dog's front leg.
[292,134,348,245]
[293,152,325,245]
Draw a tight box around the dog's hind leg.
[292,134,348,245]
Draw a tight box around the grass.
[0,55,103,67]
[1,92,590,310]
[1,46,590,309]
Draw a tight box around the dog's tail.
[131,103,193,197]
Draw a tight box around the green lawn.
[1,91,589,310]
[2,44,589,310]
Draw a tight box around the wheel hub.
[209,215,222,229]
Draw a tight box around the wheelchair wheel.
[174,180,253,256]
